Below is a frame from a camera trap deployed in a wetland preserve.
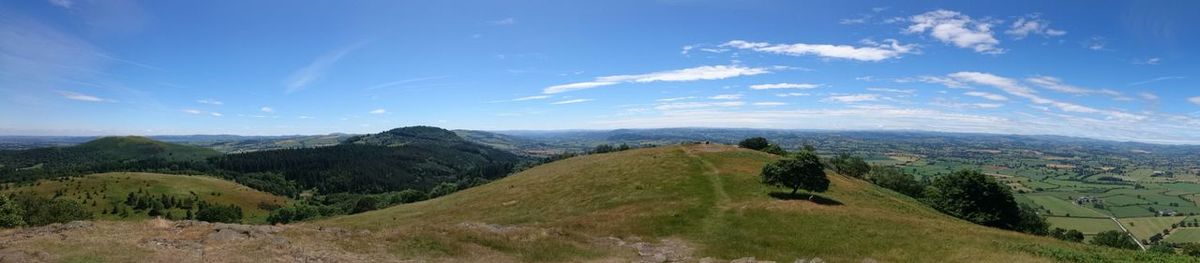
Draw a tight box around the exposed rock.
[731,257,757,263]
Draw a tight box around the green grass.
[1045,217,1120,234]
[1026,195,1109,217]
[1165,228,1200,243]
[2,172,289,223]
[315,145,1168,262]
[1121,216,1187,241]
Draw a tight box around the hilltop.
[0,144,1179,262]
[0,136,219,175]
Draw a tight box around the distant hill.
[211,126,529,194]
[0,136,219,171]
[0,144,1175,262]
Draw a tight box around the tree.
[867,166,925,197]
[761,151,829,198]
[0,195,25,228]
[762,145,787,155]
[738,137,770,151]
[829,153,870,179]
[428,182,459,199]
[1148,244,1174,254]
[1090,230,1139,250]
[195,202,243,223]
[591,144,615,154]
[351,196,378,214]
[925,170,1024,231]
[1014,203,1049,235]
[1182,243,1200,257]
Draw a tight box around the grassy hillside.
[2,172,289,223]
[0,136,219,172]
[313,144,1176,262]
[0,145,1190,262]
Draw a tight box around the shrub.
[761,150,829,197]
[738,137,770,151]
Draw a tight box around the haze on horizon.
[1,1,1199,144]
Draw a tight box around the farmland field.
[1121,216,1187,241]
[1045,217,1120,234]
[1165,228,1200,243]
[1026,195,1108,217]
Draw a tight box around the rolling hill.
[2,172,289,224]
[0,144,1182,262]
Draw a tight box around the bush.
[829,153,870,179]
[195,202,243,223]
[925,170,1026,232]
[267,204,322,224]
[738,137,770,151]
[761,150,828,197]
[867,166,925,197]
[0,195,25,228]
[12,193,92,226]
[428,182,459,199]
[1090,230,1139,250]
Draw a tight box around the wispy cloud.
[721,39,916,61]
[655,101,744,111]
[948,72,1144,121]
[709,94,742,100]
[1189,97,1200,106]
[369,108,387,114]
[824,94,881,103]
[1005,14,1066,39]
[753,102,787,106]
[196,98,223,105]
[1082,36,1109,51]
[284,42,367,93]
[906,10,1003,54]
[964,91,1008,101]
[749,83,821,90]
[210,112,222,117]
[46,0,73,8]
[1026,76,1130,100]
[1130,76,1185,86]
[896,76,968,88]
[488,17,516,26]
[656,96,696,102]
[511,95,552,101]
[551,99,593,105]
[56,90,111,102]
[1133,57,1161,65]
[261,107,274,113]
[867,87,916,94]
[544,65,774,94]
[365,75,449,90]
[776,93,810,97]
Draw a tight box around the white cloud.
[709,94,742,100]
[721,39,916,61]
[196,98,222,105]
[776,93,810,97]
[1083,36,1108,51]
[1134,57,1161,65]
[182,109,203,115]
[906,10,1003,54]
[964,91,1008,101]
[1139,92,1159,101]
[46,0,73,8]
[749,83,821,90]
[261,107,274,113]
[1025,76,1130,100]
[544,65,773,94]
[488,17,516,25]
[369,108,387,114]
[896,76,968,88]
[511,95,552,101]
[825,94,881,103]
[1190,97,1200,106]
[210,112,222,117]
[656,96,696,102]
[55,90,110,102]
[284,42,366,93]
[866,87,916,94]
[753,102,787,106]
[365,75,449,90]
[1005,14,1066,39]
[1130,76,1185,86]
[655,101,744,111]
[551,99,593,105]
[948,72,1145,121]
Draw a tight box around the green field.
[1026,195,1109,217]
[1166,228,1200,243]
[1045,217,1120,235]
[1120,216,1187,241]
[2,172,289,223]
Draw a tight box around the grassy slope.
[1,145,1191,262]
[2,172,289,223]
[74,136,221,161]
[315,144,1174,262]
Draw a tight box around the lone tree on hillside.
[738,137,770,151]
[761,151,829,199]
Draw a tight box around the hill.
[0,144,1182,262]
[1,172,289,224]
[210,126,529,194]
[0,136,219,176]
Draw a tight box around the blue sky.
[2,1,1199,144]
